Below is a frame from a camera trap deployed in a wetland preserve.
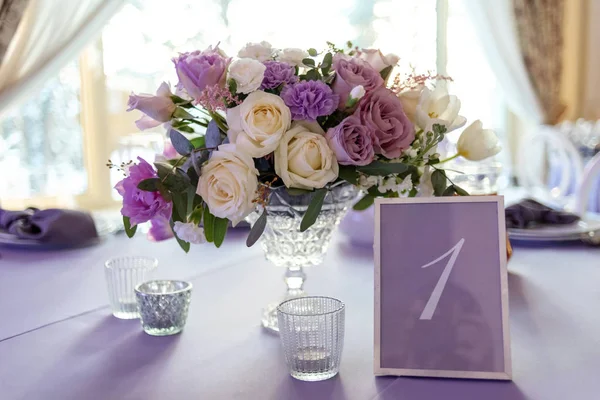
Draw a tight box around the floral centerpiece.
[115,41,501,251]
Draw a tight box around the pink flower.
[356,87,415,159]
[357,48,399,72]
[173,45,230,100]
[127,82,176,130]
[147,215,174,242]
[325,115,375,166]
[331,53,384,110]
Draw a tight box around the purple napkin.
[0,208,98,245]
[505,199,580,229]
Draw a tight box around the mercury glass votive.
[105,256,158,319]
[277,296,345,381]
[135,280,193,336]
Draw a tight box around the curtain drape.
[0,0,29,63]
[513,0,565,125]
[0,0,125,115]
[462,0,544,125]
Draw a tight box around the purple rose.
[280,80,339,121]
[261,61,297,90]
[356,87,415,159]
[173,45,230,99]
[331,53,384,110]
[127,82,176,130]
[325,115,375,166]
[115,157,172,226]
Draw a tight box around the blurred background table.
[1,229,599,399]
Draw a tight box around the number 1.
[418,238,465,320]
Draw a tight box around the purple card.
[374,196,511,380]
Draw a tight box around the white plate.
[508,213,600,239]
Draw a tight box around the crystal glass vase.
[246,182,359,332]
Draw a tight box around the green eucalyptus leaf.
[357,161,412,176]
[338,165,359,185]
[213,216,228,248]
[190,136,206,149]
[169,129,193,155]
[302,58,315,67]
[443,186,457,196]
[171,191,187,222]
[353,194,375,211]
[246,209,267,247]
[173,108,195,119]
[431,169,447,197]
[453,185,470,196]
[137,177,161,192]
[203,207,215,243]
[300,188,327,232]
[123,216,137,238]
[308,48,318,57]
[305,69,321,81]
[380,65,394,81]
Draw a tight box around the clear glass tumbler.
[277,296,345,381]
[135,280,193,336]
[104,256,158,319]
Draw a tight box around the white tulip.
[237,41,274,62]
[197,144,259,226]
[457,120,502,161]
[274,123,339,190]
[173,222,206,244]
[226,91,291,157]
[397,87,422,124]
[228,58,266,94]
[415,86,466,133]
[276,48,309,66]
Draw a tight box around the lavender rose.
[260,61,297,90]
[325,115,375,166]
[331,53,384,110]
[115,157,172,226]
[280,80,339,121]
[173,45,230,99]
[356,87,415,159]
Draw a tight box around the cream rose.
[228,58,266,94]
[415,86,466,133]
[276,48,309,66]
[197,144,259,226]
[274,123,339,190]
[457,120,502,161]
[226,91,292,158]
[358,48,400,72]
[237,41,274,62]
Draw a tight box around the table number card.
[374,196,511,380]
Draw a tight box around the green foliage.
[169,129,193,156]
[302,58,315,67]
[431,169,447,196]
[154,162,190,193]
[203,206,215,243]
[169,218,190,253]
[338,165,359,185]
[228,78,237,95]
[173,108,195,119]
[353,194,375,211]
[213,216,228,248]
[137,178,161,192]
[321,53,333,75]
[380,65,393,81]
[300,188,327,232]
[123,216,137,238]
[452,185,470,196]
[170,95,194,108]
[308,48,318,57]
[304,69,321,81]
[246,209,267,247]
[287,188,313,196]
[357,161,413,176]
[190,136,206,149]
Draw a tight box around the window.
[0,0,505,209]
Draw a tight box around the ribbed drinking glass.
[104,256,157,319]
[277,296,345,381]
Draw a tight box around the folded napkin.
[505,199,580,229]
[0,208,98,245]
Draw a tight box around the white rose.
[228,58,266,94]
[226,91,291,157]
[197,144,259,225]
[274,122,339,190]
[237,41,273,62]
[173,221,206,244]
[457,120,502,161]
[397,87,422,124]
[358,48,399,72]
[415,86,466,133]
[276,48,309,66]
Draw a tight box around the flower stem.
[437,153,460,164]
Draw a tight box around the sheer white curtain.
[462,0,543,125]
[0,0,125,115]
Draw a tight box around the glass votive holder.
[277,296,345,381]
[105,256,157,319]
[135,280,193,336]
